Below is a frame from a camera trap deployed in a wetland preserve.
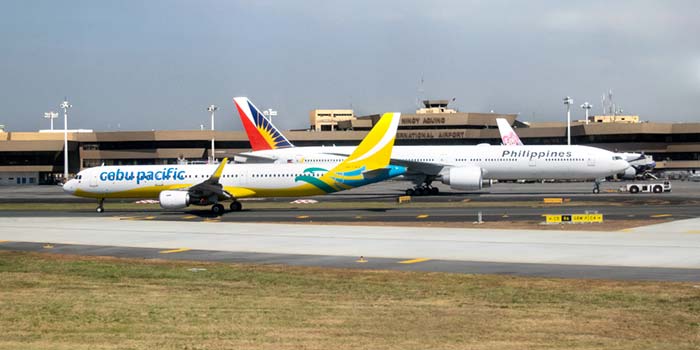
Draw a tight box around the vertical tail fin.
[331,112,401,172]
[496,118,524,146]
[294,113,404,193]
[233,97,294,151]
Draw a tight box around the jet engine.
[439,166,484,190]
[619,167,637,180]
[159,190,190,209]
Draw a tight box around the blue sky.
[1,0,698,131]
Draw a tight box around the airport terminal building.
[1,100,699,185]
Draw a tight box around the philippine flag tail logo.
[233,97,294,151]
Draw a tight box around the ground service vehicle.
[625,181,672,194]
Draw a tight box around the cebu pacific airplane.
[63,112,405,214]
[233,97,631,195]
[495,118,655,179]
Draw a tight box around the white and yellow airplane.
[63,112,405,214]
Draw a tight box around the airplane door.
[587,157,596,167]
[529,158,536,167]
[89,174,98,187]
[239,170,249,186]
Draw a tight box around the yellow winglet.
[211,158,228,182]
[334,112,400,172]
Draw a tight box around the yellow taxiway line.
[159,248,191,254]
[416,214,429,219]
[650,214,672,218]
[399,258,431,264]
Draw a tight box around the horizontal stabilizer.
[362,168,392,181]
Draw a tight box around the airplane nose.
[63,179,76,194]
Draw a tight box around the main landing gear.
[405,185,439,196]
[96,198,105,213]
[211,204,225,216]
[210,201,243,216]
[229,201,242,212]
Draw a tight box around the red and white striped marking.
[135,199,160,204]
[290,199,318,204]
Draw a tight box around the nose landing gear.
[592,179,602,194]
[96,198,105,213]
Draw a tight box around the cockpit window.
[613,156,623,161]
[76,175,82,179]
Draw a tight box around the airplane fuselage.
[242,145,629,180]
[64,162,405,199]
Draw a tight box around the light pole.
[60,99,72,180]
[563,96,573,145]
[262,108,278,123]
[207,104,218,163]
[580,102,593,125]
[44,111,58,130]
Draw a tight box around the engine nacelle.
[159,190,190,209]
[619,167,637,180]
[439,166,483,190]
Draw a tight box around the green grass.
[0,251,699,349]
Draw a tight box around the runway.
[4,180,700,203]
[1,216,700,281]
[2,241,699,282]
[1,181,699,281]
[0,201,696,224]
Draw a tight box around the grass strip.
[0,251,699,349]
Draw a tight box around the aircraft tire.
[96,207,104,213]
[592,188,600,194]
[430,187,439,195]
[230,201,242,212]
[211,204,225,216]
[653,185,663,193]
[406,188,415,196]
[629,186,639,194]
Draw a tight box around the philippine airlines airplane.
[495,118,655,179]
[63,113,405,214]
[233,97,631,195]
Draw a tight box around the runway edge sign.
[544,214,604,224]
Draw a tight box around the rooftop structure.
[1,118,699,185]
[416,99,458,114]
[309,109,355,131]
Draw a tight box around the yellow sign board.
[543,197,564,204]
[544,214,603,224]
[397,195,412,204]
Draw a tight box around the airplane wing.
[187,158,233,200]
[385,158,448,176]
[324,152,448,176]
[233,153,278,163]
